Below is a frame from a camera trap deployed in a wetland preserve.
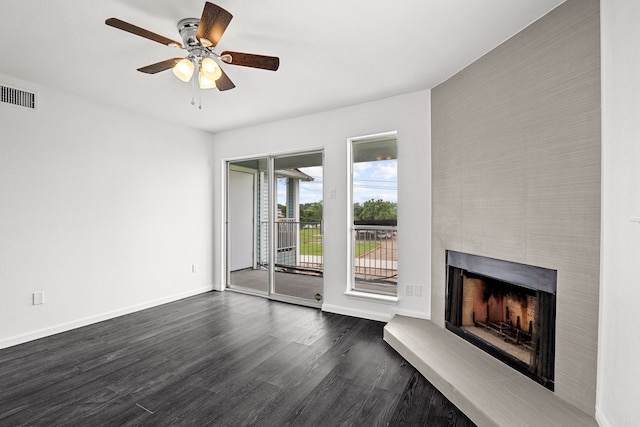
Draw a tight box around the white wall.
[212,90,431,321]
[0,74,215,348]
[597,1,640,426]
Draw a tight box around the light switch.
[33,291,44,305]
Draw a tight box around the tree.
[353,202,364,221]
[277,204,286,218]
[299,201,322,223]
[354,199,397,221]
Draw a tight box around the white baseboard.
[0,286,214,350]
[321,303,392,322]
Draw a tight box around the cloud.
[282,161,398,205]
[371,163,397,180]
[298,166,324,204]
[299,182,323,204]
[353,160,397,204]
[353,162,372,179]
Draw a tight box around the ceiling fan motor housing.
[178,18,233,65]
[178,18,203,51]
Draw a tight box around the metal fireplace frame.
[445,250,557,390]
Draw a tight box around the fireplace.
[445,251,557,390]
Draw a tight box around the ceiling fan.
[105,2,279,94]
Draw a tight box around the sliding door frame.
[224,149,324,308]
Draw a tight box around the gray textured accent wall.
[431,0,600,416]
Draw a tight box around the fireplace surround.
[445,251,557,390]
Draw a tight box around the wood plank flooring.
[0,291,475,426]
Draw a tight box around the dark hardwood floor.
[0,291,475,426]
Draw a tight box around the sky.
[281,160,397,205]
[352,159,397,204]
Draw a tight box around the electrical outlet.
[414,285,422,297]
[406,284,413,296]
[192,264,196,273]
[330,189,337,199]
[33,291,44,305]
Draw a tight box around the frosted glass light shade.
[172,58,195,82]
[199,71,216,89]
[201,57,222,81]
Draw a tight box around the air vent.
[1,84,37,110]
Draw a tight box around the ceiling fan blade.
[106,18,183,48]
[215,68,236,91]
[220,51,280,71]
[137,58,183,74]
[196,2,233,48]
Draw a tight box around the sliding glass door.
[227,158,269,295]
[226,151,323,307]
[272,152,323,304]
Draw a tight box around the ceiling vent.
[1,84,37,110]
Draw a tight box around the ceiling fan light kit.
[199,71,216,89]
[201,57,222,81]
[105,2,279,106]
[173,58,195,82]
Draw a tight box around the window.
[350,133,398,296]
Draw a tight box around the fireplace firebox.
[445,251,557,390]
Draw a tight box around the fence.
[353,225,398,292]
[273,220,323,274]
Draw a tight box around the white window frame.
[345,131,399,303]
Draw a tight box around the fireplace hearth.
[445,251,557,390]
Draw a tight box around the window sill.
[344,290,398,305]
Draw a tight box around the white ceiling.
[0,0,565,134]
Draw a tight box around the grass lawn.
[300,227,322,256]
[354,241,381,257]
[299,227,380,257]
